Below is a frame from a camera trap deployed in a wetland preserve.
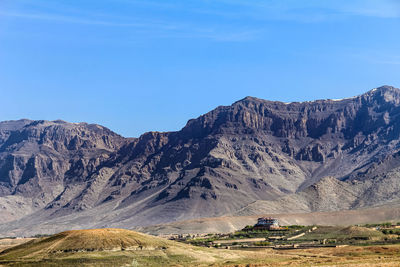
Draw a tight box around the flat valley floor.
[1,239,400,266]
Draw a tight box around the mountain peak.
[376,85,398,91]
[240,96,261,102]
[363,85,399,96]
[237,85,399,106]
[361,85,400,105]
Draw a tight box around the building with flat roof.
[255,217,280,230]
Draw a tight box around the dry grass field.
[1,244,399,266]
[0,228,399,266]
[0,238,34,253]
[222,245,400,267]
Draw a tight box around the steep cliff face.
[0,120,126,222]
[1,86,400,236]
[183,88,397,137]
[114,86,400,220]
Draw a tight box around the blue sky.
[1,0,400,137]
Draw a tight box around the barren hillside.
[1,86,400,236]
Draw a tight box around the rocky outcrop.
[0,120,126,221]
[1,86,400,236]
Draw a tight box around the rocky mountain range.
[1,85,400,236]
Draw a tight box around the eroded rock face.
[1,86,400,236]
[0,120,127,221]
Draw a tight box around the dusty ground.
[138,204,400,235]
[0,238,34,253]
[1,242,400,266]
[202,245,400,267]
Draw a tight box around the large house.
[255,217,280,230]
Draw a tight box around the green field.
[182,223,400,248]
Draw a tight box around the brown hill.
[0,228,172,260]
[0,228,246,266]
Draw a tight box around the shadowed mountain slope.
[1,86,400,236]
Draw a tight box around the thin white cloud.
[0,11,176,29]
[3,0,396,43]
[190,0,400,20]
[161,28,263,42]
[0,10,259,42]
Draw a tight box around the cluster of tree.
[363,222,399,228]
[382,229,400,235]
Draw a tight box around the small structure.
[255,217,280,230]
